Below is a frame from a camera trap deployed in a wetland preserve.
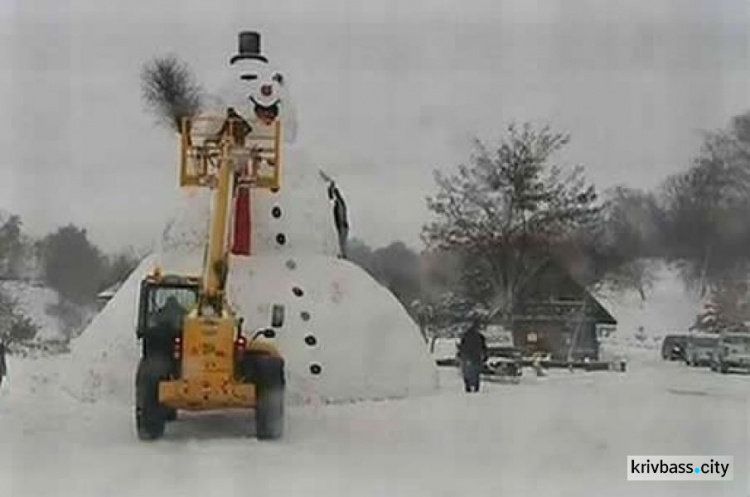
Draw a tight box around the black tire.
[165,408,178,422]
[254,356,285,440]
[720,362,729,374]
[135,357,170,441]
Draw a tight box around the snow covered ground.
[0,262,745,496]
[0,352,746,497]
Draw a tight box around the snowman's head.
[229,57,285,125]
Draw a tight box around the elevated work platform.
[180,114,281,190]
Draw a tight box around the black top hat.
[230,31,268,65]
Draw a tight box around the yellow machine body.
[158,311,253,410]
[157,310,283,411]
[154,112,283,413]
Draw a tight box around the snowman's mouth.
[251,99,280,124]
[249,95,281,108]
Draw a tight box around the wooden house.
[504,260,617,361]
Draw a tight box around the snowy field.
[1,351,747,497]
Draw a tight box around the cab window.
[146,287,198,329]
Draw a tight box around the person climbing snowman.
[328,182,349,259]
[319,171,350,259]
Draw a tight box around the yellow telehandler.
[134,112,285,441]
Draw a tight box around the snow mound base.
[64,179,438,404]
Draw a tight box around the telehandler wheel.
[254,355,285,440]
[135,358,170,441]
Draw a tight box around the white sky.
[1,0,748,252]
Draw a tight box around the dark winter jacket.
[219,107,253,144]
[0,343,6,377]
[328,183,349,230]
[458,328,488,364]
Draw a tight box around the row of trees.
[0,215,141,305]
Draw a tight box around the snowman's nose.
[261,84,273,97]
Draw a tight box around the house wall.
[512,319,599,360]
[487,261,614,361]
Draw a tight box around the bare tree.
[571,187,663,300]
[660,127,750,295]
[422,123,601,322]
[141,55,204,133]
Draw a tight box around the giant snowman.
[65,32,439,405]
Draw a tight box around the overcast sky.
[1,0,748,253]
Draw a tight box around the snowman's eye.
[240,74,258,81]
[272,72,284,85]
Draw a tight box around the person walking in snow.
[458,320,488,393]
[327,181,349,259]
[0,339,7,389]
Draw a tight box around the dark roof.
[514,259,617,325]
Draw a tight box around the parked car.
[661,334,687,361]
[484,346,523,381]
[712,332,750,374]
[684,333,718,367]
